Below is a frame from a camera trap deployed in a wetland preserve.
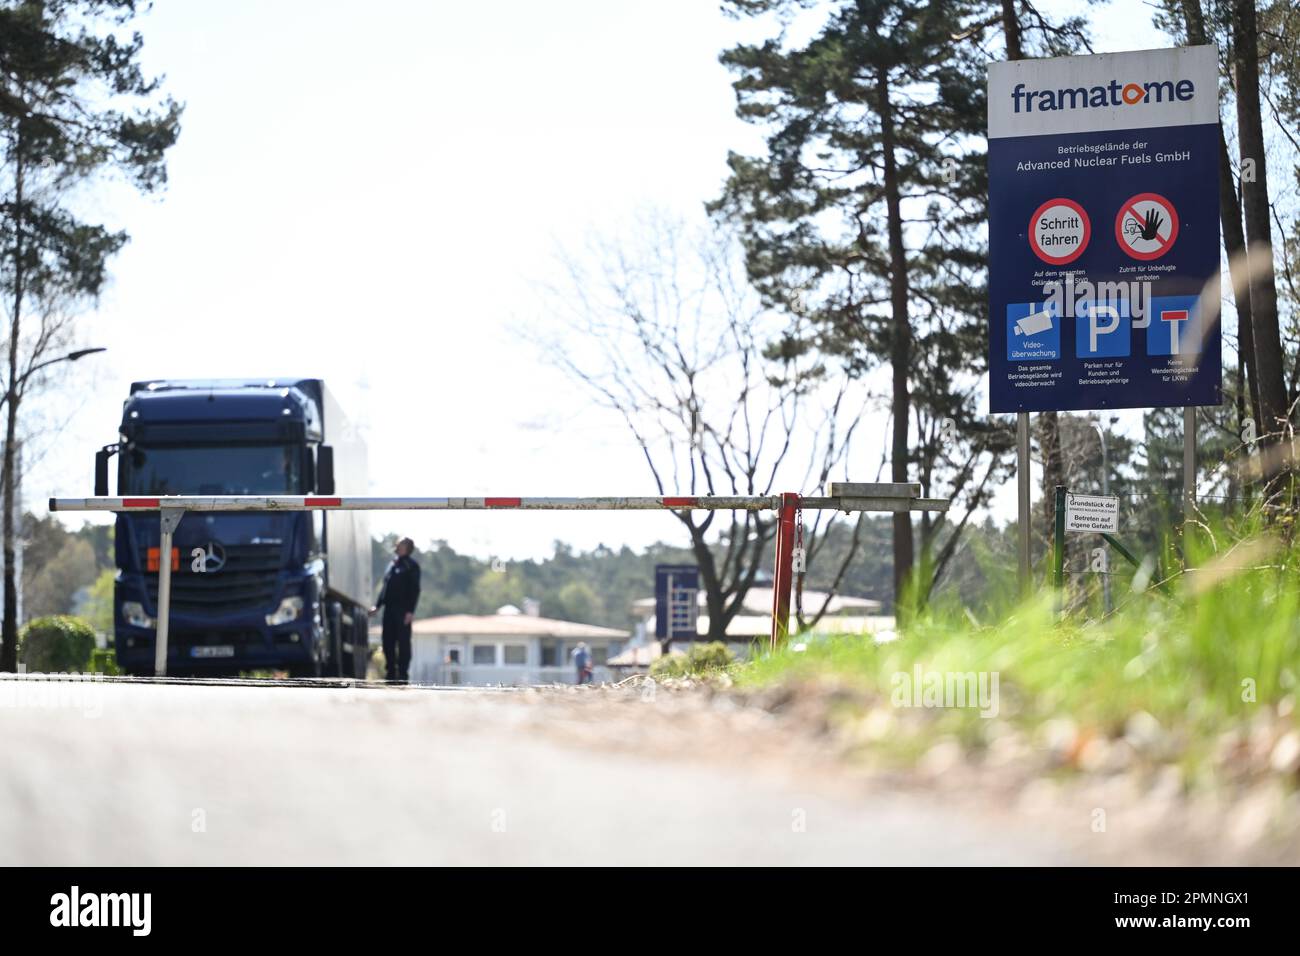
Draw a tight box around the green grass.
[651,641,735,679]
[740,517,1300,766]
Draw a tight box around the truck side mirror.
[316,445,335,495]
[94,446,116,497]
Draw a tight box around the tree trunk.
[1,138,23,673]
[1221,129,1261,425]
[683,521,770,646]
[1038,412,1063,548]
[1181,0,1260,426]
[689,527,726,646]
[877,67,914,607]
[1000,0,1023,61]
[1233,0,1286,446]
[1,407,17,673]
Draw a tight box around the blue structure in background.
[654,564,699,642]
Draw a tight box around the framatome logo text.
[1012,78,1195,112]
[50,886,151,937]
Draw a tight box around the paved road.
[0,677,1083,865]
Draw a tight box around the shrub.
[87,648,121,676]
[18,616,97,673]
[650,641,735,679]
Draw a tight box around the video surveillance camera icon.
[1014,309,1054,336]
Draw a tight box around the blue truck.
[94,378,373,677]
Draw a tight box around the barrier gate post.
[769,492,799,651]
[155,507,186,677]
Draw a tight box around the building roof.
[632,587,881,615]
[606,643,664,667]
[605,614,898,666]
[408,613,629,639]
[697,614,896,639]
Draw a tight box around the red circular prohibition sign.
[1114,191,1179,261]
[1028,197,1091,266]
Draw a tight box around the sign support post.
[1052,485,1066,592]
[1017,412,1032,595]
[1094,419,1113,615]
[1183,405,1197,520]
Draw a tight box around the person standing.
[572,641,592,685]
[370,537,421,682]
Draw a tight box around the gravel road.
[0,677,1090,865]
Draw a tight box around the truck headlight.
[265,596,304,626]
[122,601,155,629]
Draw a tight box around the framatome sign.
[987,46,1221,414]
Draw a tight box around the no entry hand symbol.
[1116,192,1178,261]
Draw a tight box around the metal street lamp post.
[0,346,107,673]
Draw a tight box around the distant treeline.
[372,517,1019,629]
[22,511,1023,635]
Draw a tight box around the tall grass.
[743,511,1300,741]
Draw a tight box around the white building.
[629,587,893,658]
[406,604,629,686]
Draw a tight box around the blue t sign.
[1147,295,1201,356]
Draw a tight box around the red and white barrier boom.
[49,484,946,677]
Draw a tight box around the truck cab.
[101,378,371,677]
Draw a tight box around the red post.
[769,492,799,651]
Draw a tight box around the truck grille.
[170,629,264,650]
[142,543,283,613]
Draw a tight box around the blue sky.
[31,0,1172,558]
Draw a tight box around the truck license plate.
[190,645,235,658]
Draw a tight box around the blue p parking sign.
[1075,300,1131,359]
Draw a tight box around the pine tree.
[0,0,182,671]
[711,0,1082,606]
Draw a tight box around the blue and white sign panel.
[988,45,1221,412]
[654,564,699,641]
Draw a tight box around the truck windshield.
[123,445,303,495]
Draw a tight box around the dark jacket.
[375,554,421,623]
